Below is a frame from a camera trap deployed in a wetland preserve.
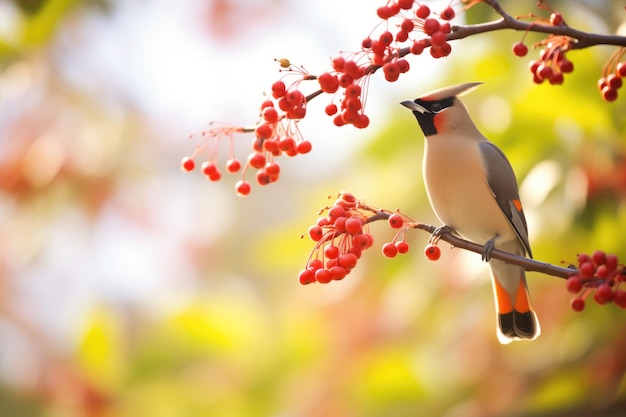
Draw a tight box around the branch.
[365,210,576,280]
[466,0,626,49]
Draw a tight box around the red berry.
[344,97,362,112]
[361,37,372,49]
[318,72,339,93]
[579,261,595,279]
[226,158,241,173]
[550,12,563,26]
[578,253,592,264]
[596,264,609,279]
[324,244,340,259]
[201,161,221,181]
[398,0,413,10]
[235,180,251,196]
[397,59,410,73]
[315,268,332,284]
[605,254,618,272]
[607,74,623,90]
[332,56,345,71]
[344,217,363,235]
[536,64,553,80]
[602,86,618,102]
[383,62,400,82]
[416,4,430,19]
[558,59,574,73]
[339,253,358,269]
[382,242,398,258]
[330,265,347,280]
[299,269,315,285]
[271,80,286,98]
[617,62,626,77]
[395,30,409,42]
[338,72,354,88]
[388,214,404,229]
[255,123,273,140]
[353,113,370,129]
[512,42,528,57]
[430,42,451,58]
[327,205,346,222]
[430,30,447,46]
[260,99,274,110]
[379,31,394,46]
[396,241,410,254]
[410,40,426,55]
[256,170,271,186]
[297,140,312,154]
[566,276,583,293]
[424,244,441,261]
[279,137,297,155]
[594,284,613,304]
[440,6,455,20]
[248,152,266,169]
[570,297,585,312]
[549,72,564,85]
[423,18,440,36]
[614,290,626,308]
[264,161,280,177]
[309,258,323,270]
[325,103,338,116]
[592,250,607,266]
[181,156,195,172]
[308,225,324,241]
[401,18,414,32]
[262,107,279,123]
[352,233,369,249]
[377,6,394,20]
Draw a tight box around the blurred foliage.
[0,1,625,417]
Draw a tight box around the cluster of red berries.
[381,213,412,258]
[372,1,456,62]
[512,34,575,86]
[510,8,575,85]
[180,125,246,187]
[527,41,574,85]
[597,58,626,102]
[318,57,371,129]
[299,192,375,285]
[181,73,314,196]
[566,250,626,311]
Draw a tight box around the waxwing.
[401,82,540,344]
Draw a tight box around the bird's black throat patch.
[409,96,455,136]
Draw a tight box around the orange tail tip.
[493,275,540,344]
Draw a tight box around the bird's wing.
[478,141,532,258]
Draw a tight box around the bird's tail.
[489,259,540,344]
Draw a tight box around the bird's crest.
[419,82,483,101]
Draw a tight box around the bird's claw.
[429,225,453,245]
[482,235,499,261]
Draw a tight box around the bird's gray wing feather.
[479,141,532,258]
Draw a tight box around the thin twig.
[367,210,577,280]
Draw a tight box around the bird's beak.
[400,100,429,114]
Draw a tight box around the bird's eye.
[430,102,444,113]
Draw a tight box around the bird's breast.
[423,135,516,245]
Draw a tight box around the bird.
[400,82,540,344]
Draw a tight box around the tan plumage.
[401,82,540,343]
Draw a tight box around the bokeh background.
[1,0,626,416]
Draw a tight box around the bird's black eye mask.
[414,96,455,113]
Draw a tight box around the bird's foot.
[429,225,453,245]
[482,234,499,262]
